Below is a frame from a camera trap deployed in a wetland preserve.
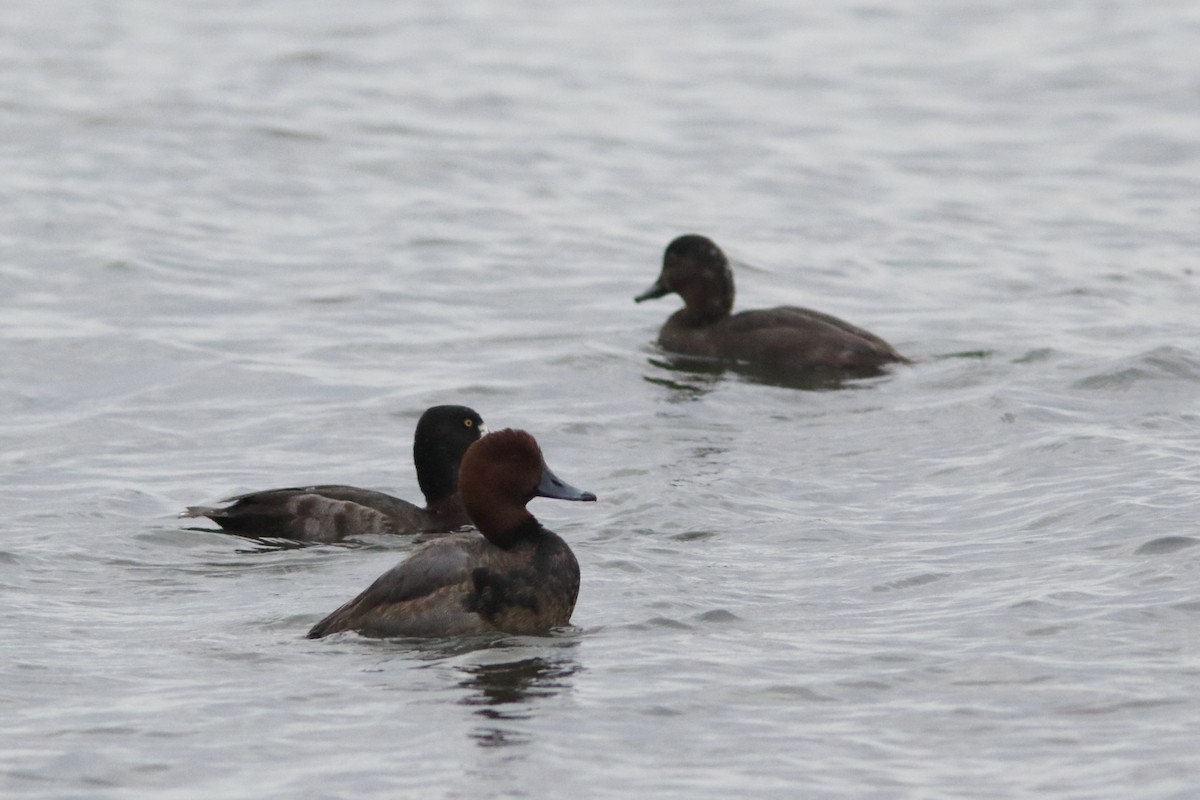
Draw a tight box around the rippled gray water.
[3,1,1200,797]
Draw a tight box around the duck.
[307,428,595,639]
[635,234,908,373]
[181,405,486,543]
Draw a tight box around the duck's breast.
[657,309,723,358]
[466,533,581,634]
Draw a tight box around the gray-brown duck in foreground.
[635,234,908,373]
[307,428,595,639]
[181,405,485,543]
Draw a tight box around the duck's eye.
[464,419,474,428]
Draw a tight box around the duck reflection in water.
[643,352,884,395]
[458,652,580,748]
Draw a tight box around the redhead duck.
[307,429,594,639]
[181,405,486,543]
[635,234,908,374]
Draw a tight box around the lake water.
[3,1,1199,797]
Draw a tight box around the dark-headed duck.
[181,405,486,543]
[307,428,595,639]
[635,234,908,373]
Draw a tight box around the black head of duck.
[635,234,735,326]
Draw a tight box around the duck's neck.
[469,502,542,548]
[426,492,467,522]
[680,275,734,326]
[415,449,460,509]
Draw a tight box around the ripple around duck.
[634,616,694,632]
[1098,133,1196,167]
[1134,536,1199,556]
[1072,346,1200,390]
[871,572,950,593]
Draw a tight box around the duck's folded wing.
[726,306,868,341]
[306,535,479,638]
[185,486,425,541]
[726,306,906,362]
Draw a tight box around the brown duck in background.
[307,428,595,639]
[635,234,908,374]
[181,405,486,543]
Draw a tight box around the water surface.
[3,1,1200,797]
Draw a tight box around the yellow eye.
[464,419,474,428]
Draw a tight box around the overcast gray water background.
[3,1,1200,797]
